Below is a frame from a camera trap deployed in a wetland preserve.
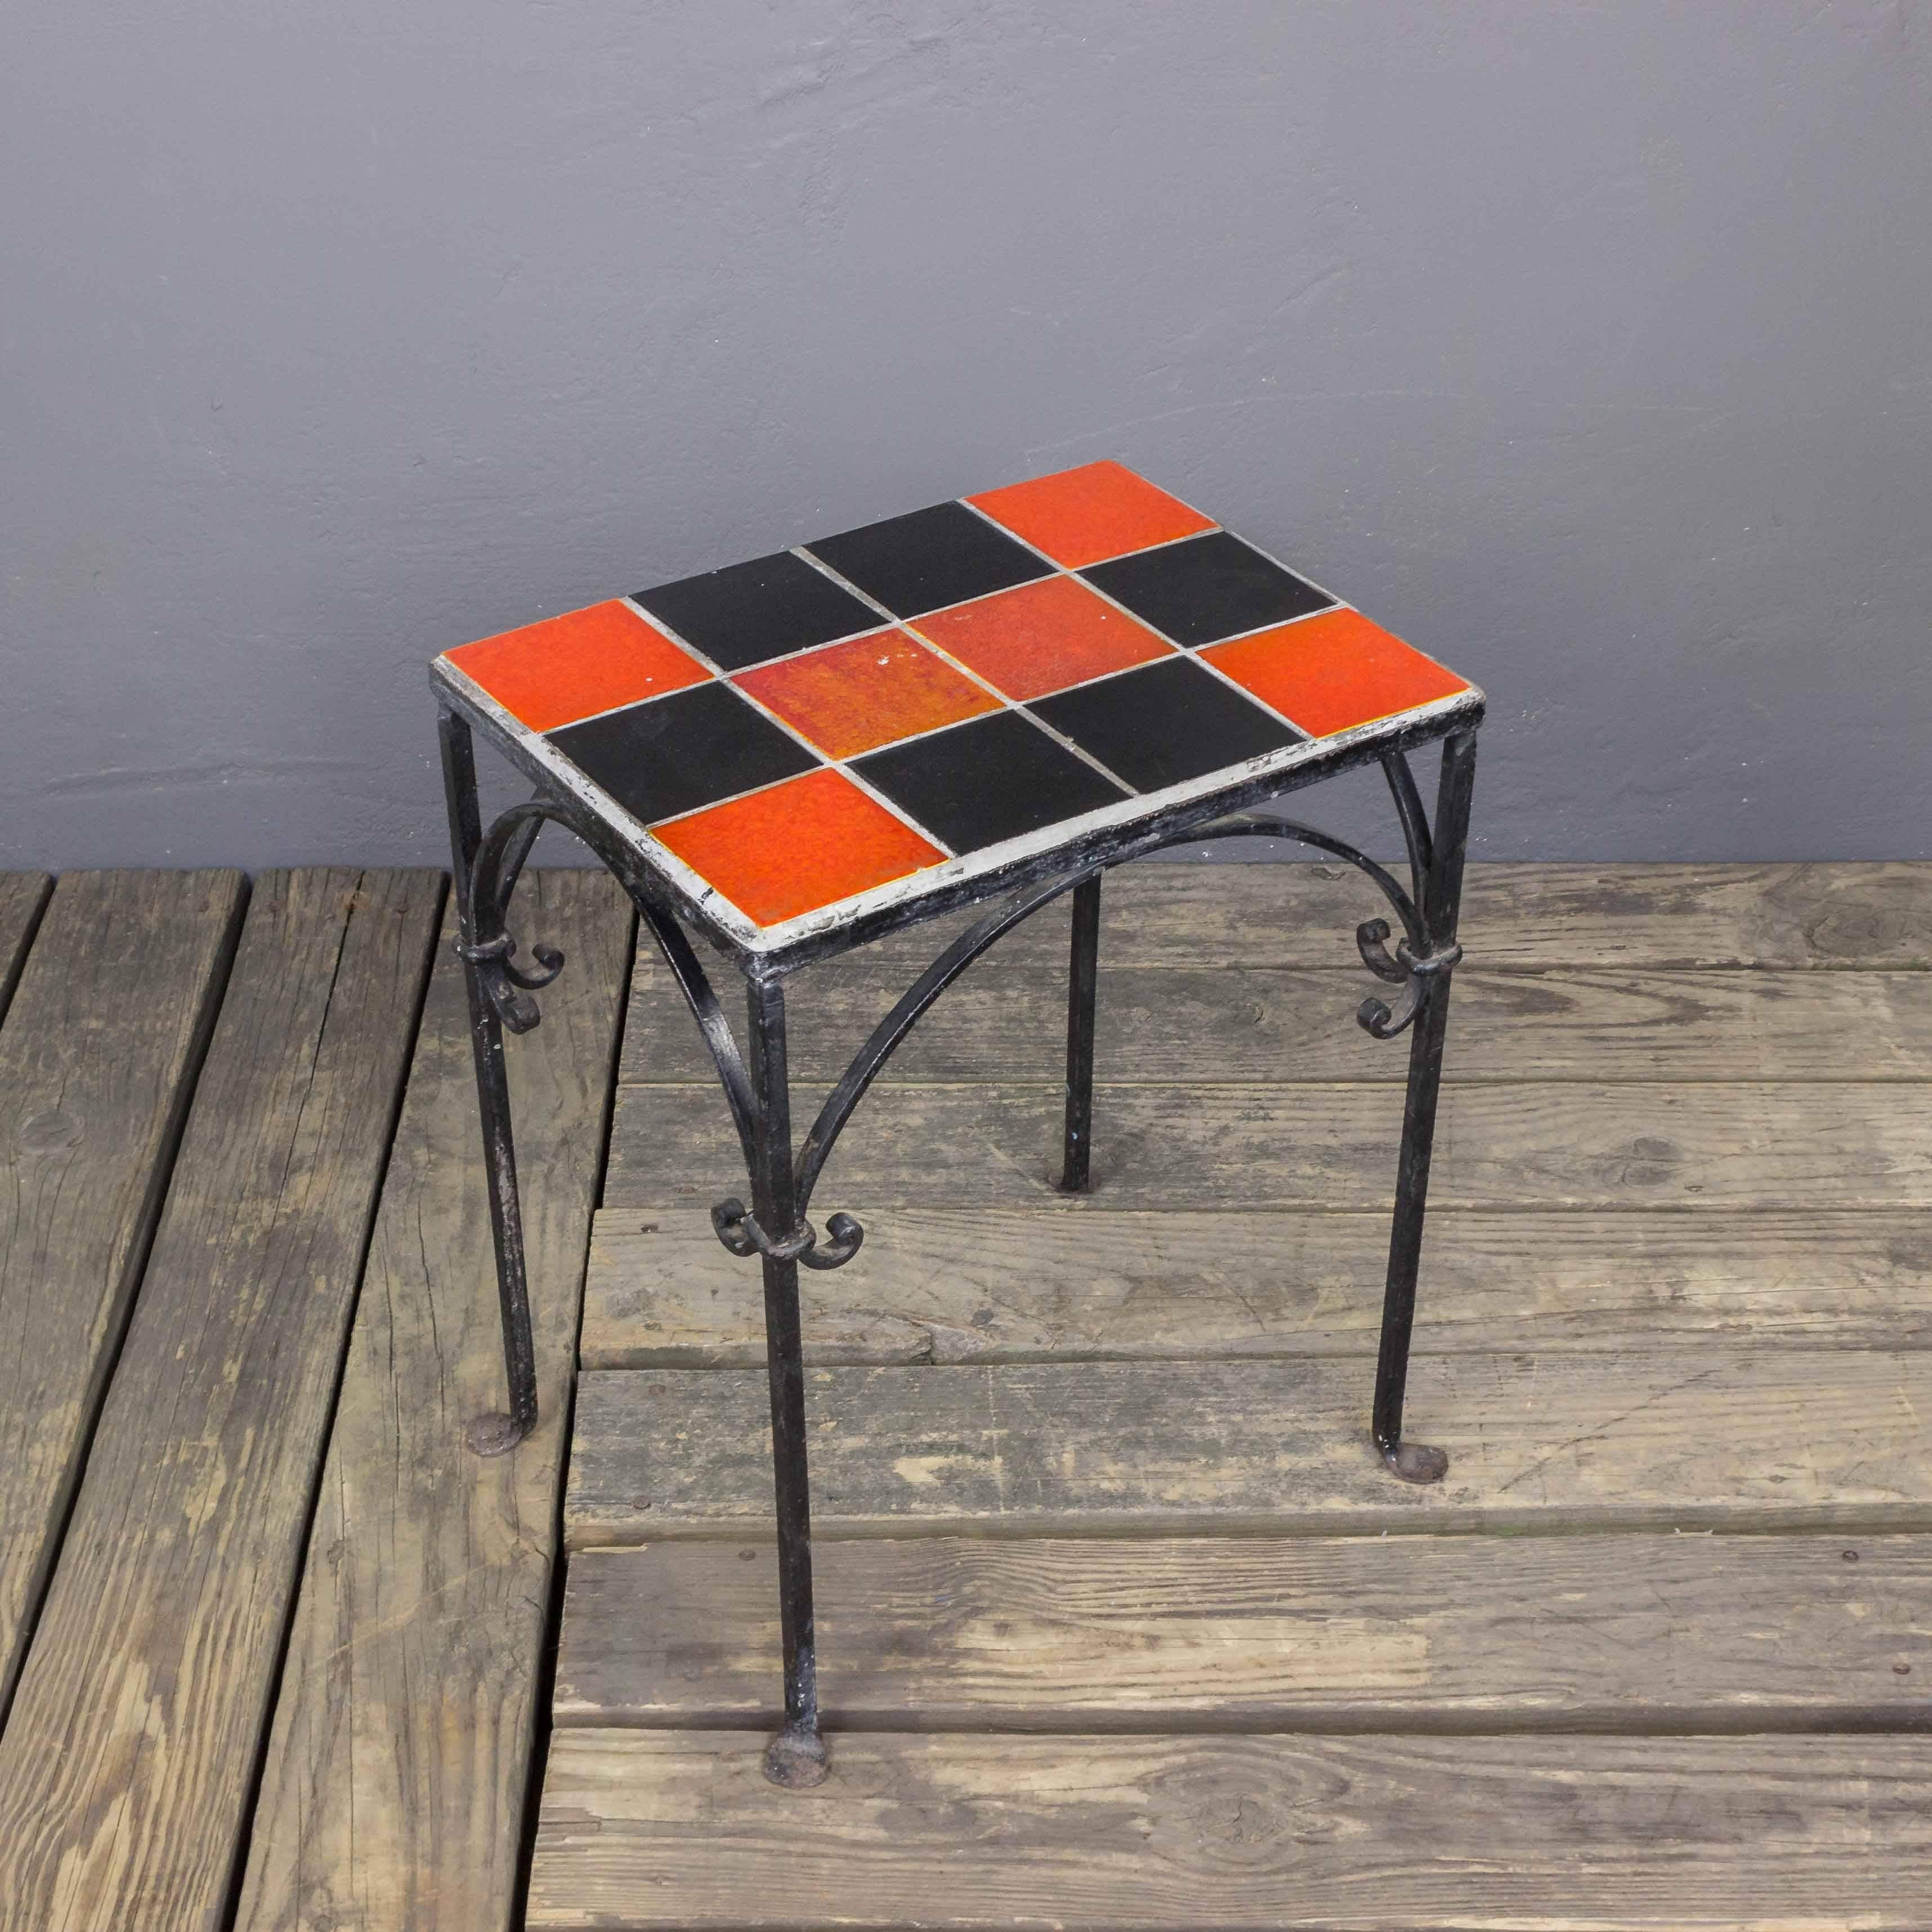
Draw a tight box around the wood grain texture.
[556,1532,1932,1733]
[0,872,52,1027]
[566,1350,1932,1546]
[603,1079,1932,1210]
[530,1729,1932,1929]
[751,860,1932,977]
[553,861,1932,1928]
[580,1205,1932,1367]
[234,873,632,1932]
[0,869,245,1713]
[621,959,1932,1086]
[0,870,442,1932]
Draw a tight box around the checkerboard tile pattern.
[434,460,1478,945]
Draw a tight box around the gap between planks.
[0,870,443,1932]
[0,869,247,1718]
[0,871,52,1027]
[236,871,634,1932]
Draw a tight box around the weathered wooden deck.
[0,861,1928,1929]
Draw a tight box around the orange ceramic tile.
[652,766,947,928]
[445,600,710,731]
[733,628,1000,759]
[1202,607,1470,737]
[910,573,1175,703]
[967,460,1215,569]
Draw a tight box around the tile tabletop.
[432,461,1481,956]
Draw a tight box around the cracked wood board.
[0,871,442,1932]
[621,960,1932,1086]
[0,871,51,1026]
[555,1531,1932,1733]
[579,1205,1932,1367]
[712,860,1932,977]
[566,1349,1932,1546]
[603,1080,1932,1211]
[234,873,632,1932]
[0,869,245,1714]
[529,1729,1932,1929]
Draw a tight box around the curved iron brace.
[784,779,1462,1256]
[789,864,1107,1247]
[1150,813,1424,945]
[465,795,764,1169]
[459,797,848,1273]
[1135,801,1460,1040]
[632,896,761,1178]
[486,755,1461,1274]
[1379,748,1433,915]
[462,800,570,1034]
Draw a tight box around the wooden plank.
[556,1531,1932,1733]
[762,860,1932,976]
[0,869,245,1713]
[621,959,1932,1086]
[0,870,442,1932]
[603,1080,1932,1210]
[566,1349,1932,1546]
[234,873,632,1932]
[530,1729,1932,1929]
[0,870,52,1025]
[580,1205,1932,1367]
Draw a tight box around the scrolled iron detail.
[710,1196,865,1271]
[459,800,578,1035]
[455,930,565,1034]
[1353,917,1463,1040]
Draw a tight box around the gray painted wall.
[4,2,1927,870]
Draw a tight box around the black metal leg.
[1372,727,1478,1483]
[745,974,829,1787]
[1060,873,1101,1193]
[438,709,540,1456]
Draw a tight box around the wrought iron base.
[439,708,1478,1774]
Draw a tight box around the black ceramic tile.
[1028,656,1303,794]
[807,502,1053,619]
[853,709,1126,854]
[633,550,879,672]
[1080,531,1334,647]
[548,680,819,826]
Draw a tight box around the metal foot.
[763,1723,830,1788]
[1381,1438,1449,1484]
[465,1411,530,1457]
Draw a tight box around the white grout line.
[789,545,1141,798]
[435,467,1479,950]
[747,682,1486,952]
[1184,643,1319,740]
[431,655,768,946]
[435,648,1483,956]
[636,647,958,857]
[477,596,959,858]
[965,460,1232,547]
[954,482,1220,573]
[550,522,1362,753]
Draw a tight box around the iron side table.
[430,460,1482,1786]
